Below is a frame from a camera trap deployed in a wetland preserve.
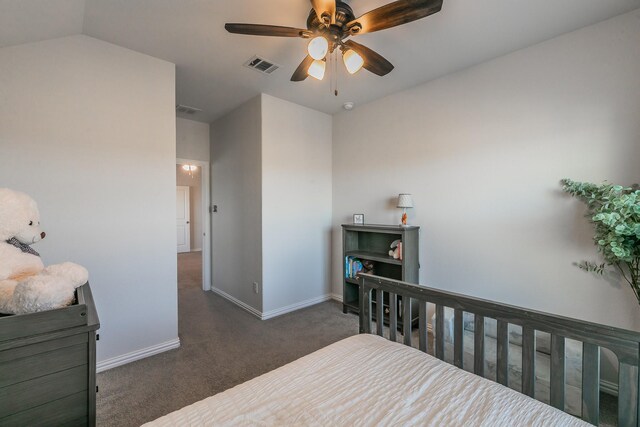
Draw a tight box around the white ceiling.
[2,0,639,122]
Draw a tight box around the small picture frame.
[353,214,364,225]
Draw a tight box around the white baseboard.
[262,294,333,320]
[210,287,334,320]
[96,338,181,373]
[331,293,343,302]
[600,379,618,396]
[191,248,202,252]
[210,286,262,318]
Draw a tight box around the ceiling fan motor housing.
[306,1,356,46]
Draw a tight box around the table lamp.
[397,193,414,226]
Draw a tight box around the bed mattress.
[144,334,588,426]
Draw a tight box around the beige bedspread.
[144,334,587,426]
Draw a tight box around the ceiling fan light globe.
[307,59,326,80]
[343,49,364,74]
[308,36,329,60]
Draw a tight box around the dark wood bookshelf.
[342,224,419,328]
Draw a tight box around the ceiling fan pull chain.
[332,49,338,96]
[329,50,335,95]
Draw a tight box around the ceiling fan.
[225,0,443,82]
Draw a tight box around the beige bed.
[144,334,587,426]
[144,273,640,426]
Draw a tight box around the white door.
[176,186,191,253]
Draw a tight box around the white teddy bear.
[0,188,88,315]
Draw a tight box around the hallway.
[178,251,202,290]
[96,254,357,426]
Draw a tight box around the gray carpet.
[96,252,360,426]
[97,252,617,426]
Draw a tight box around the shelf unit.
[342,224,419,327]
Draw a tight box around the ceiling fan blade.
[347,0,442,35]
[225,23,306,37]
[291,55,315,81]
[343,40,394,76]
[310,0,336,24]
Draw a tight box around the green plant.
[561,179,640,304]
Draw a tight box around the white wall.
[0,35,178,363]
[261,94,332,315]
[176,165,203,251]
[210,96,263,312]
[176,117,210,163]
[332,9,640,331]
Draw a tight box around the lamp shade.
[308,36,329,60]
[307,59,326,80]
[343,49,364,74]
[397,193,414,209]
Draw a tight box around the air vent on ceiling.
[176,104,203,115]
[244,55,279,74]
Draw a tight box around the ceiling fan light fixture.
[307,36,329,60]
[342,49,364,74]
[307,59,326,80]
[226,0,445,82]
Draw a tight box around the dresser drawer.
[0,364,88,416]
[0,283,99,427]
[0,391,88,427]
[0,343,87,388]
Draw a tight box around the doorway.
[176,159,211,291]
[176,185,191,254]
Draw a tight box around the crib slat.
[360,285,372,334]
[618,362,639,427]
[419,301,428,353]
[403,297,412,346]
[549,334,565,411]
[581,343,600,424]
[435,304,445,360]
[496,320,509,386]
[454,308,463,368]
[474,314,485,376]
[375,290,384,337]
[522,326,535,397]
[389,293,397,342]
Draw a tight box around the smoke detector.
[343,102,355,110]
[176,104,203,115]
[244,55,280,74]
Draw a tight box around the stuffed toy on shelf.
[388,239,403,260]
[0,188,88,315]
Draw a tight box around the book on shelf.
[344,256,364,279]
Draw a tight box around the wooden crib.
[358,273,640,426]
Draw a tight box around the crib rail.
[358,273,640,426]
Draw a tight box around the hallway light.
[182,164,198,177]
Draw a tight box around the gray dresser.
[0,283,100,426]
